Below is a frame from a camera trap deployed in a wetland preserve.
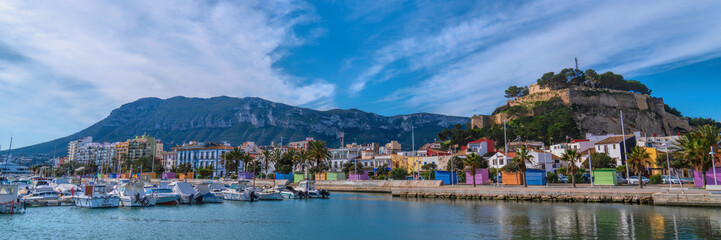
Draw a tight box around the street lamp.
[711,147,718,185]
[665,142,672,189]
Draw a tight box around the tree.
[377,163,390,177]
[197,165,214,179]
[307,141,332,175]
[446,156,465,171]
[664,104,683,117]
[463,153,485,187]
[177,163,192,173]
[389,168,408,180]
[582,153,616,169]
[260,149,279,179]
[626,146,653,189]
[220,148,245,176]
[513,146,533,187]
[274,150,295,174]
[675,125,721,188]
[342,161,364,176]
[504,85,529,98]
[561,149,582,188]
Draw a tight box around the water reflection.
[401,196,721,239]
[2,193,720,239]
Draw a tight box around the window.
[613,145,616,150]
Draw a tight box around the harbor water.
[2,192,720,239]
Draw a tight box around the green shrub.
[267,173,275,179]
[389,168,408,180]
[649,174,662,184]
[547,172,559,183]
[456,171,466,183]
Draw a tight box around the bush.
[573,172,588,183]
[376,174,386,180]
[389,168,408,180]
[547,172,560,183]
[456,171,466,183]
[649,174,663,184]
[267,173,275,179]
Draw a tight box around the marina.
[2,192,721,239]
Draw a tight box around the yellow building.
[391,155,406,170]
[641,147,664,175]
[115,141,129,163]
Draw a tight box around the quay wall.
[391,187,655,204]
[315,180,443,193]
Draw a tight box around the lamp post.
[665,142,672,189]
[711,147,718,185]
[589,153,594,187]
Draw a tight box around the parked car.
[559,175,569,183]
[617,176,628,184]
[661,175,681,184]
[680,178,694,184]
[628,176,650,184]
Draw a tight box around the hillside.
[10,96,469,156]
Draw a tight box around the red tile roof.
[468,138,491,144]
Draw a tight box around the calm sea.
[1,192,720,239]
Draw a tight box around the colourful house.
[465,169,489,185]
[326,172,346,180]
[593,168,618,185]
[525,169,546,185]
[275,172,293,183]
[694,168,721,187]
[502,172,522,185]
[435,170,458,185]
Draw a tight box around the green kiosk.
[593,168,618,185]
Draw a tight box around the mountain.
[11,96,469,156]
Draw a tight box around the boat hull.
[0,202,23,214]
[258,193,283,200]
[120,196,156,207]
[153,194,180,205]
[74,196,120,208]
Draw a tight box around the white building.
[594,135,636,166]
[173,141,235,178]
[550,139,597,156]
[67,137,117,166]
[466,138,496,155]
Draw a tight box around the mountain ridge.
[10,96,470,156]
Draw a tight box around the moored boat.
[119,182,156,207]
[169,182,198,204]
[222,180,259,201]
[73,185,120,208]
[295,180,330,199]
[145,188,180,206]
[0,184,24,214]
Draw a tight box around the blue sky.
[1,0,720,148]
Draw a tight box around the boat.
[0,184,24,214]
[275,185,303,199]
[73,185,120,208]
[145,188,180,206]
[222,180,259,201]
[258,187,283,200]
[22,185,60,202]
[295,180,330,199]
[169,182,198,204]
[119,182,156,207]
[194,183,223,203]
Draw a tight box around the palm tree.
[463,153,484,187]
[513,146,534,187]
[626,146,653,189]
[561,149,582,188]
[675,125,721,187]
[307,140,331,179]
[220,148,245,177]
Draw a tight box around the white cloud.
[357,0,721,116]
[0,0,335,147]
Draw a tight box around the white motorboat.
[119,182,156,207]
[194,183,223,203]
[222,180,259,201]
[22,185,60,201]
[73,185,120,208]
[258,187,283,200]
[0,184,24,214]
[145,188,180,206]
[169,182,198,204]
[295,180,330,199]
[275,185,302,199]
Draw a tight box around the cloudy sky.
[1,0,721,148]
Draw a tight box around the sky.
[1,0,721,148]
